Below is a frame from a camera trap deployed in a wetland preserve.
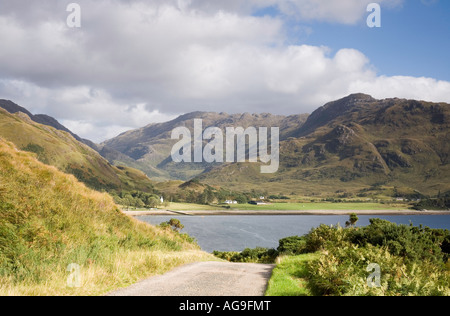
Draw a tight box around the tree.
[235,194,248,204]
[345,213,359,228]
[123,194,134,211]
[168,218,184,232]
[146,196,160,208]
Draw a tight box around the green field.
[229,202,408,211]
[165,202,220,211]
[127,201,408,212]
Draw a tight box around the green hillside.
[0,107,155,193]
[0,138,212,295]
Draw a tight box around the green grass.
[265,253,320,296]
[166,202,221,211]
[229,202,408,211]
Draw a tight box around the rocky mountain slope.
[103,94,449,196]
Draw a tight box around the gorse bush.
[304,224,350,253]
[350,218,448,264]
[277,236,307,255]
[307,242,449,296]
[304,219,450,296]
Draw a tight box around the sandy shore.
[123,209,450,217]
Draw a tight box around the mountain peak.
[345,93,375,101]
[294,93,378,137]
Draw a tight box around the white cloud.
[275,0,403,24]
[0,0,449,143]
[350,76,450,103]
[175,0,404,24]
[0,80,178,142]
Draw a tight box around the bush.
[277,236,307,255]
[306,243,450,296]
[159,219,184,232]
[213,247,278,264]
[304,218,450,296]
[304,224,350,253]
[349,218,448,265]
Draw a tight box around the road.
[107,261,275,296]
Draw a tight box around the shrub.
[159,219,184,232]
[349,218,448,265]
[304,218,450,296]
[213,247,278,264]
[277,236,307,255]
[304,224,349,253]
[306,243,450,296]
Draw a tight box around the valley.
[2,94,449,208]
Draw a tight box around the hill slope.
[0,137,211,295]
[0,106,154,193]
[0,99,97,149]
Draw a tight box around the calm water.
[139,215,450,253]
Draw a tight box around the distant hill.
[0,105,155,193]
[101,111,309,180]
[103,94,449,196]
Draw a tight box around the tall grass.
[265,253,320,296]
[0,138,214,295]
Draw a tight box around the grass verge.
[265,253,320,296]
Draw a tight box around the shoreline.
[123,209,450,217]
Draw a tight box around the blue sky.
[257,0,450,81]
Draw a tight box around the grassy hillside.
[0,138,213,295]
[0,108,155,193]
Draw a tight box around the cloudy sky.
[0,0,449,142]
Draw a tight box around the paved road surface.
[107,261,275,296]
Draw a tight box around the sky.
[0,0,449,142]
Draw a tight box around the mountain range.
[1,94,448,197]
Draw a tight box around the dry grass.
[0,138,215,296]
[0,249,216,296]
